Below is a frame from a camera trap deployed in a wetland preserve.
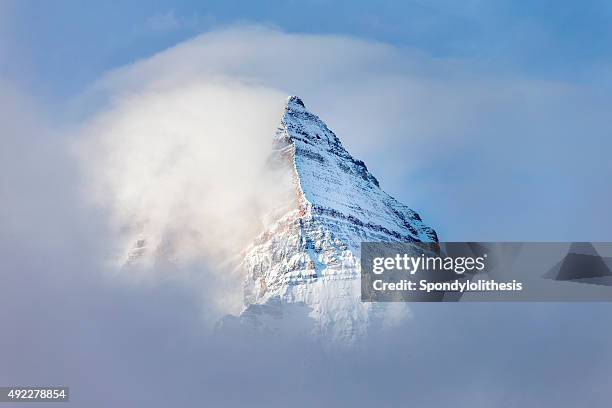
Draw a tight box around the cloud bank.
[2,25,612,407]
[83,25,612,244]
[72,21,612,330]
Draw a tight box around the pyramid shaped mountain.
[543,242,612,283]
[225,96,438,344]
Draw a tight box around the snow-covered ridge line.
[278,95,436,243]
[228,96,437,345]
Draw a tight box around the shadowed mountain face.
[222,96,437,344]
[544,243,612,286]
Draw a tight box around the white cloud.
[73,25,612,320]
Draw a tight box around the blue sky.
[3,0,612,96]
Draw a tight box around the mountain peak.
[274,96,436,243]
[231,97,438,345]
[286,95,306,109]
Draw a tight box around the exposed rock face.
[223,96,437,344]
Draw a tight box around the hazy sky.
[1,2,612,407]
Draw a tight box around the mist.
[77,79,296,318]
[1,25,612,407]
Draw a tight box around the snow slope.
[223,96,437,344]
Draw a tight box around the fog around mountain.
[1,25,612,407]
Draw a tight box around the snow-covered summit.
[281,95,436,242]
[222,96,438,344]
[122,94,437,344]
[287,95,306,108]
